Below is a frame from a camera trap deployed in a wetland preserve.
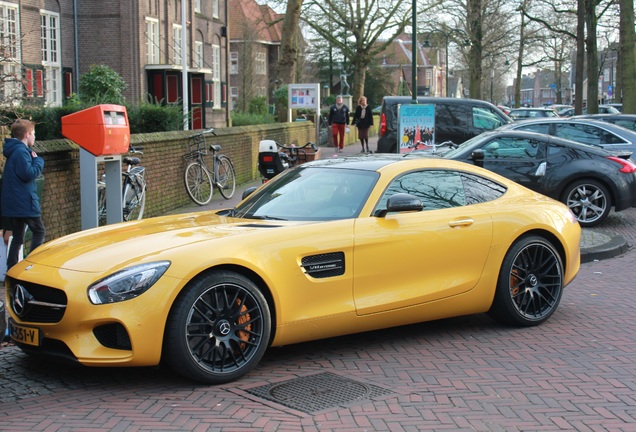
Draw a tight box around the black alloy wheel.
[489,236,564,326]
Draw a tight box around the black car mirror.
[242,186,258,200]
[471,149,485,167]
[374,193,424,217]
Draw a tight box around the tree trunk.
[276,0,303,122]
[574,0,585,114]
[584,0,599,113]
[467,0,483,100]
[619,0,635,113]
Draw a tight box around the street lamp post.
[423,28,470,98]
[411,0,417,103]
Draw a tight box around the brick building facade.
[1,0,229,128]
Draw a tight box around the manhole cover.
[245,372,392,414]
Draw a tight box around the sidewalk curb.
[580,234,630,263]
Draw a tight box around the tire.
[488,236,564,327]
[122,180,146,221]
[185,161,214,205]
[97,182,107,226]
[217,156,236,199]
[164,270,271,384]
[561,179,610,227]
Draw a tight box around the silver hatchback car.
[499,117,636,156]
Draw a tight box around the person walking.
[1,119,46,270]
[328,95,350,152]
[351,96,374,153]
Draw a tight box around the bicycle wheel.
[97,182,107,226]
[217,155,236,199]
[185,161,214,205]
[122,180,146,221]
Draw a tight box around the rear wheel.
[185,161,213,205]
[562,179,610,227]
[122,181,146,221]
[164,270,271,384]
[217,156,236,199]
[488,236,564,326]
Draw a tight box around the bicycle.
[183,128,236,205]
[97,145,147,225]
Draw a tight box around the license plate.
[8,319,41,346]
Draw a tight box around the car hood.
[24,211,308,272]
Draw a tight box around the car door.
[470,137,548,193]
[352,169,493,315]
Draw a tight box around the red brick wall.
[1,122,315,241]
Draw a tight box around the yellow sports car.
[5,156,580,384]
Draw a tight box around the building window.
[173,24,182,64]
[230,86,238,110]
[146,18,160,64]
[212,44,221,108]
[194,0,201,13]
[230,52,238,75]
[0,2,19,59]
[41,10,61,106]
[194,41,203,68]
[213,0,219,18]
[0,2,20,104]
[255,52,266,75]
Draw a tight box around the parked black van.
[377,97,512,153]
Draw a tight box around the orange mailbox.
[62,104,130,156]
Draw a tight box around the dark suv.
[377,97,512,153]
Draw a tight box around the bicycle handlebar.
[275,141,317,151]
[190,128,216,138]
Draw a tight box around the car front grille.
[6,277,67,323]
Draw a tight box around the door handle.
[449,218,474,228]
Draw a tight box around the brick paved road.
[2,145,635,431]
[1,233,635,431]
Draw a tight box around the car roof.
[499,116,636,140]
[573,114,636,121]
[381,96,498,108]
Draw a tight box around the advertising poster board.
[288,83,320,111]
[397,104,435,153]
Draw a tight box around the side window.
[376,170,466,212]
[473,107,505,130]
[484,138,539,159]
[614,120,636,131]
[599,129,627,144]
[554,123,599,145]
[516,123,550,134]
[460,173,507,205]
[438,104,467,128]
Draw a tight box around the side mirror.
[375,193,424,217]
[471,149,485,168]
[242,186,258,200]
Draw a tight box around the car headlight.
[88,261,171,305]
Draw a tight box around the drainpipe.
[73,0,80,95]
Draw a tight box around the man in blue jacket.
[1,119,45,270]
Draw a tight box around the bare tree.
[300,0,416,103]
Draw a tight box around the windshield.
[233,166,379,221]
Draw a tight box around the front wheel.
[217,156,236,199]
[164,270,271,384]
[561,179,610,227]
[488,236,564,327]
[122,181,146,221]
[185,161,214,205]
